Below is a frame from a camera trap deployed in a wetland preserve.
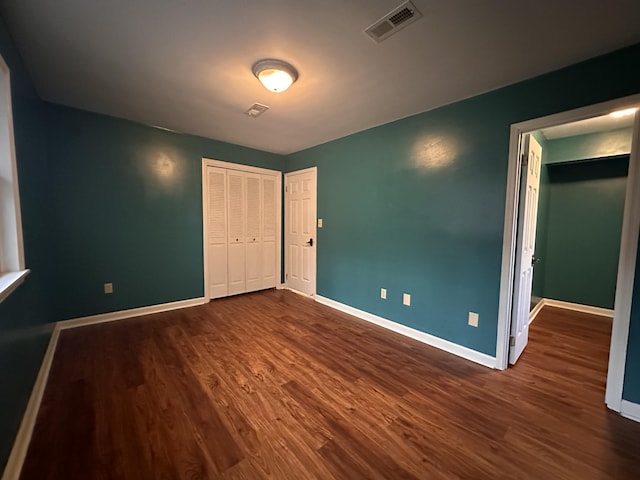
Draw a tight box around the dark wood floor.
[20,290,640,479]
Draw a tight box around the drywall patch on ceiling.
[364,1,423,43]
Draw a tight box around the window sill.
[0,269,30,304]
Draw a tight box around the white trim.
[496,93,640,420]
[0,269,29,304]
[620,400,640,423]
[284,166,317,176]
[529,299,614,324]
[315,295,497,369]
[202,158,280,176]
[276,283,286,290]
[528,300,545,324]
[57,297,207,330]
[543,298,614,318]
[1,326,60,480]
[606,110,640,411]
[496,123,523,370]
[286,287,314,298]
[201,158,282,301]
[0,53,25,276]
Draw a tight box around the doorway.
[496,95,640,415]
[284,167,317,296]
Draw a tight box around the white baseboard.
[529,300,545,324]
[58,297,208,330]
[287,288,314,298]
[276,283,286,290]
[315,295,497,369]
[542,298,614,318]
[2,326,60,480]
[620,400,640,423]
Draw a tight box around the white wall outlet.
[468,312,479,327]
[104,282,113,294]
[318,218,323,228]
[403,293,411,306]
[380,288,387,299]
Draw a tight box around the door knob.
[532,256,541,266]
[306,238,313,247]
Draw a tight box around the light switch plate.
[381,288,387,299]
[403,293,411,306]
[468,312,479,327]
[318,218,323,228]
[104,282,113,294]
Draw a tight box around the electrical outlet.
[403,293,411,306]
[380,288,387,299]
[468,312,479,327]
[104,282,113,294]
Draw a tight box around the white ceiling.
[540,112,636,140]
[2,1,640,154]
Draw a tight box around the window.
[0,53,28,303]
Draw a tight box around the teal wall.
[540,156,628,309]
[546,127,633,163]
[45,104,285,321]
[0,17,54,472]
[285,44,640,361]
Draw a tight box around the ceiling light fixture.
[610,107,638,118]
[252,59,298,93]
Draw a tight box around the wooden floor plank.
[18,290,640,479]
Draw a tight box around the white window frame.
[0,53,29,303]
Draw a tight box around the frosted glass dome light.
[252,59,298,93]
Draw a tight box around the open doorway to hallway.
[510,113,635,404]
[497,95,640,418]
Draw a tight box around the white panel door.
[285,168,317,296]
[227,171,246,295]
[261,175,277,289]
[206,167,228,299]
[245,173,262,292]
[510,135,542,364]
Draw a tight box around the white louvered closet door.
[206,167,228,299]
[227,171,246,295]
[205,162,279,299]
[261,175,277,289]
[245,173,262,292]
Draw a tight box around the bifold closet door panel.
[207,167,229,299]
[261,175,277,288]
[245,173,262,293]
[227,171,246,295]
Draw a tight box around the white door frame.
[201,158,282,300]
[496,94,640,413]
[284,166,317,296]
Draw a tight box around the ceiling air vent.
[245,103,269,118]
[364,1,423,43]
